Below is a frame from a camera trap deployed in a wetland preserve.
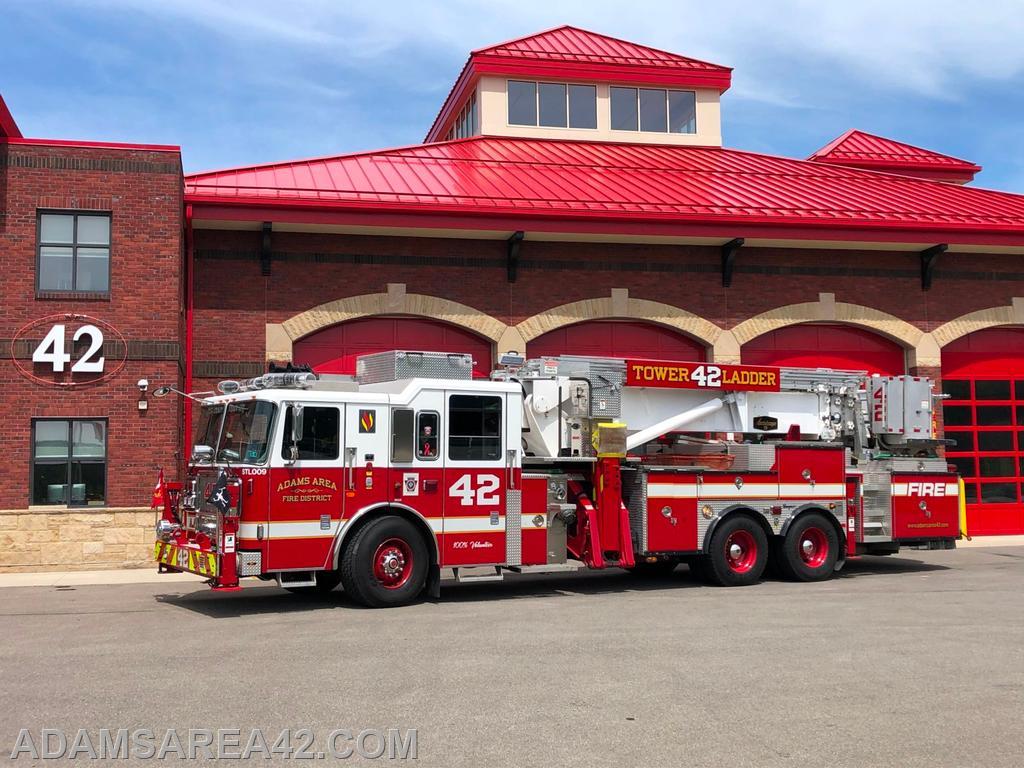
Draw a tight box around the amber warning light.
[625,360,781,392]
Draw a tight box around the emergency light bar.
[217,372,316,394]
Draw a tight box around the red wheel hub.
[724,529,758,573]
[372,538,414,589]
[798,526,829,568]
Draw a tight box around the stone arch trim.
[729,300,925,350]
[268,289,510,361]
[515,295,724,350]
[931,300,1024,349]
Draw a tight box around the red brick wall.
[192,231,1024,360]
[0,142,184,509]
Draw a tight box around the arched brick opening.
[293,316,494,377]
[740,323,906,376]
[525,319,708,361]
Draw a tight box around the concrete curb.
[955,535,1024,549]
[0,536,1021,588]
[0,568,205,588]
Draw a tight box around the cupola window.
[611,87,696,134]
[508,80,597,129]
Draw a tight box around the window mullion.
[71,215,78,291]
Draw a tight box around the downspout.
[183,203,194,462]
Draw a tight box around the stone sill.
[1,506,152,516]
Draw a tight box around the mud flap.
[425,563,441,599]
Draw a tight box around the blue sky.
[3,0,1024,190]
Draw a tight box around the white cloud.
[61,0,1024,104]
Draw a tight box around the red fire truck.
[153,351,964,607]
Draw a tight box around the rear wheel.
[340,516,429,608]
[777,512,839,582]
[704,515,768,587]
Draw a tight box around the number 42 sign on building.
[12,314,128,387]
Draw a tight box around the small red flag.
[151,469,167,510]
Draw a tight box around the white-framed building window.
[37,211,111,294]
[610,87,696,134]
[508,80,597,129]
[446,93,478,141]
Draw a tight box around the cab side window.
[282,406,340,461]
[417,411,439,460]
[448,395,502,461]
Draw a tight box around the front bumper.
[154,540,218,578]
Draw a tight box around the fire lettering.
[906,482,948,497]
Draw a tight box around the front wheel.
[704,515,768,587]
[776,512,839,582]
[340,516,429,608]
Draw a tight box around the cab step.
[453,566,503,583]
[275,572,317,589]
[505,560,584,575]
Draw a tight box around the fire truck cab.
[154,351,964,607]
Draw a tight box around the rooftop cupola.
[808,129,981,184]
[425,25,731,147]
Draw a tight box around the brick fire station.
[3,26,1024,571]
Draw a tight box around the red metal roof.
[0,94,23,139]
[474,25,730,74]
[426,26,731,142]
[185,135,1024,246]
[808,129,981,183]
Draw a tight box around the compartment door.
[442,392,508,566]
[268,403,345,571]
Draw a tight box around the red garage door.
[941,328,1024,536]
[293,316,492,377]
[741,324,905,376]
[526,320,706,361]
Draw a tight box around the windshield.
[195,401,276,464]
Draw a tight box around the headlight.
[197,513,219,537]
[156,519,178,538]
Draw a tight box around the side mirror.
[286,404,304,464]
[191,445,214,463]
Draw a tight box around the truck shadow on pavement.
[153,555,949,619]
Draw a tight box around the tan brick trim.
[515,294,722,349]
[275,293,509,361]
[932,302,1023,349]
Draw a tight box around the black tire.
[776,512,839,582]
[626,559,679,578]
[340,515,429,608]
[284,570,342,595]
[704,514,768,587]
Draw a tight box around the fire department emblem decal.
[403,473,419,496]
[359,409,376,433]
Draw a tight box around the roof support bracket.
[507,230,525,283]
[260,222,273,277]
[920,244,948,290]
[721,238,745,287]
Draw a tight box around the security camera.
[137,379,149,393]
